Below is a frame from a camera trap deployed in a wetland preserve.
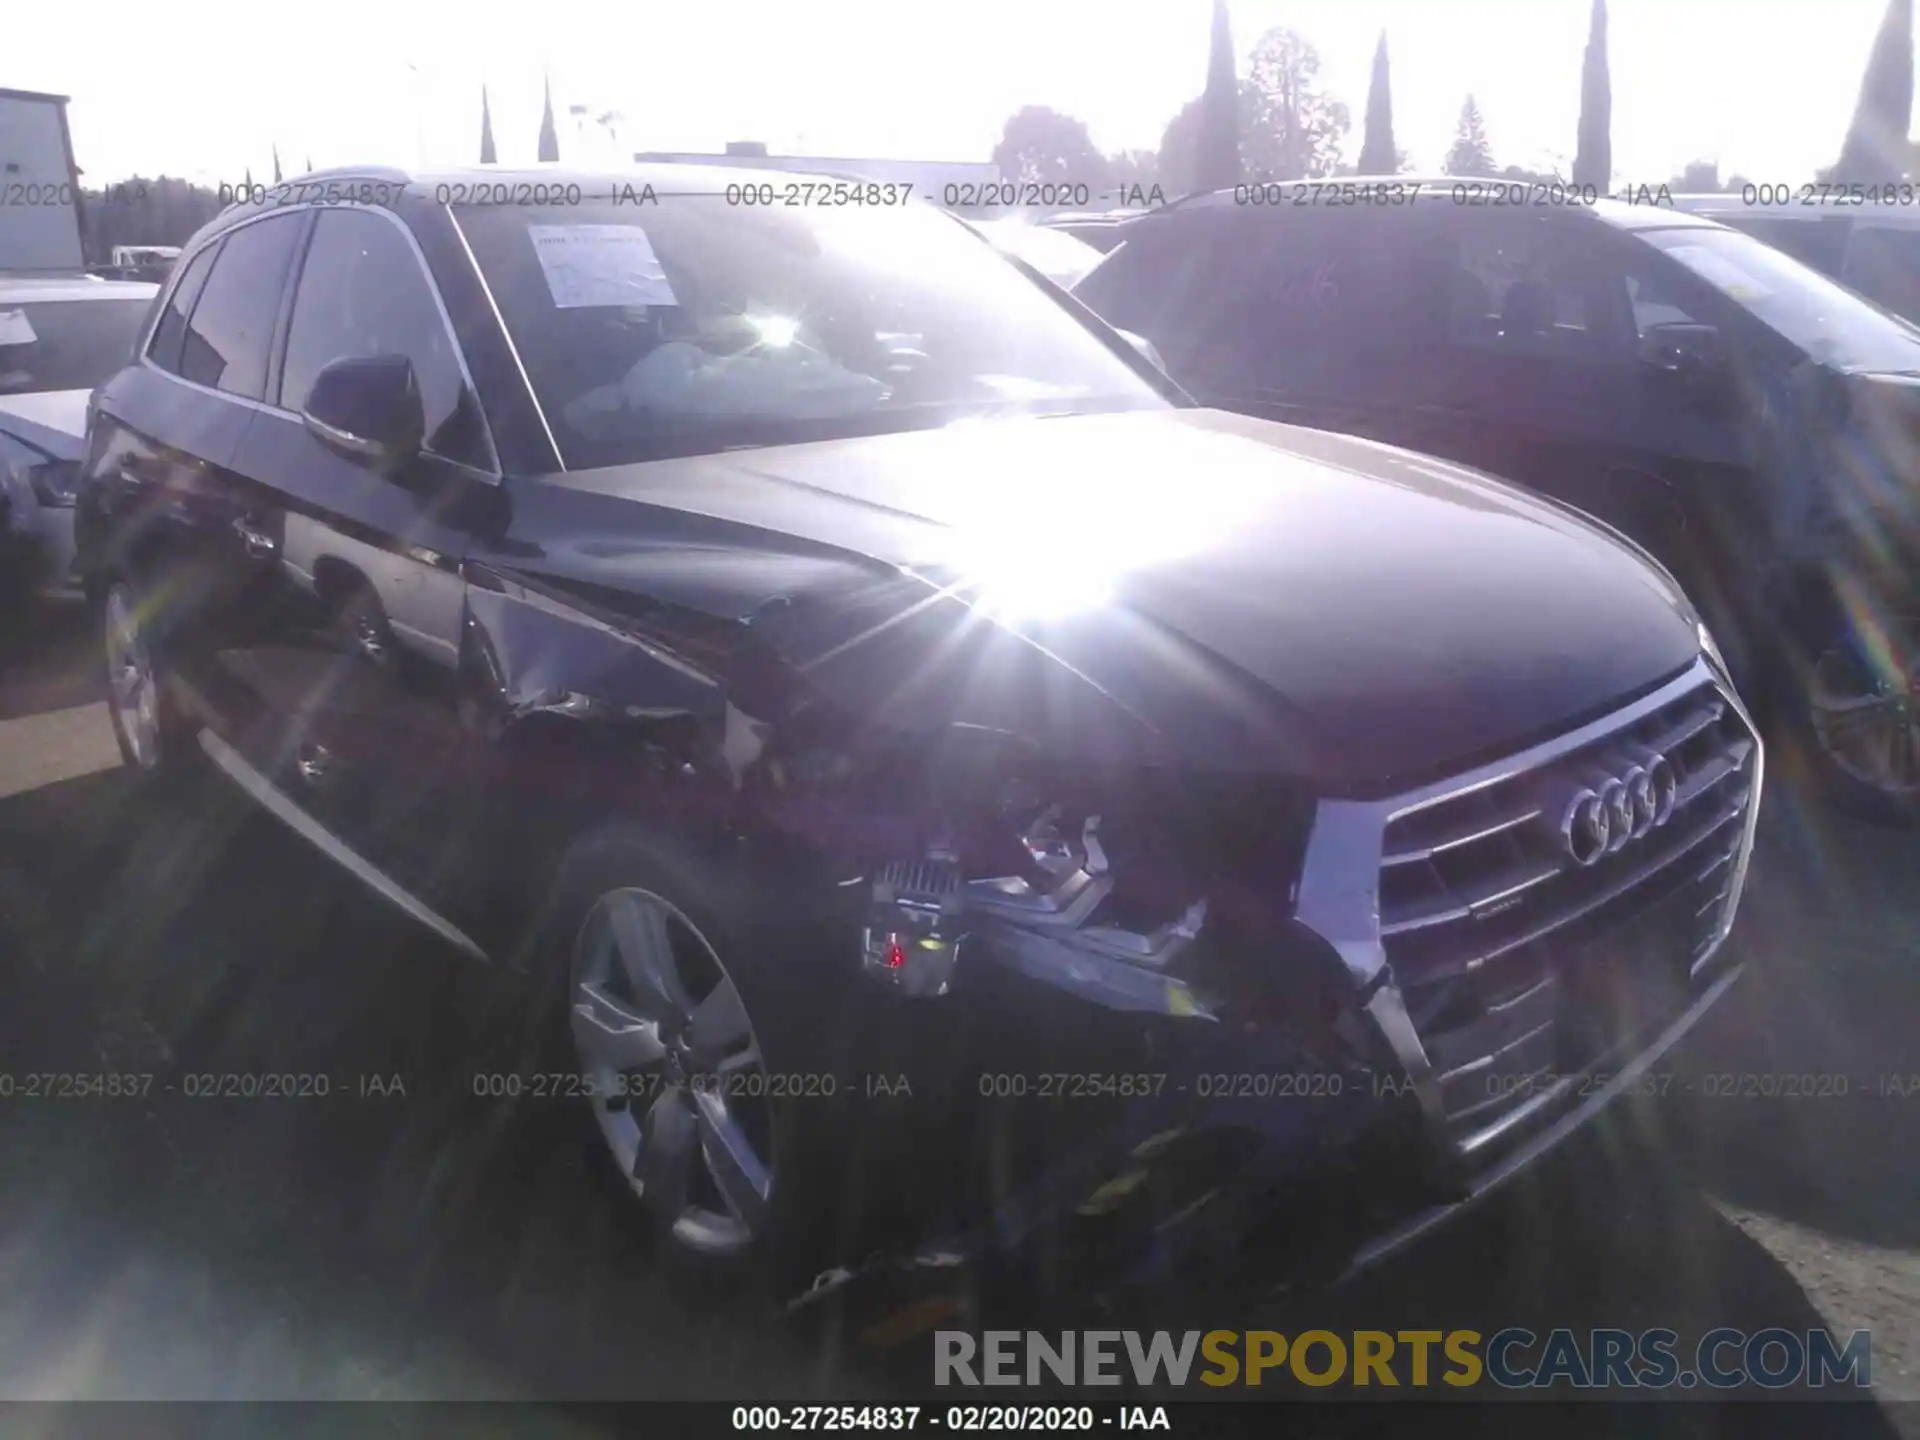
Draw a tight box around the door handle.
[232,516,278,559]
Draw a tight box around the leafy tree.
[1357,32,1398,175]
[480,86,497,164]
[78,175,224,262]
[1573,0,1612,189]
[1158,97,1208,194]
[1241,27,1350,181]
[990,106,1110,188]
[1667,159,1730,192]
[1444,95,1497,177]
[1195,0,1240,190]
[1159,28,1348,191]
[538,75,560,163]
[1106,149,1159,188]
[1834,0,1914,182]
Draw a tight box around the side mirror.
[1639,322,1733,408]
[301,354,425,475]
[1114,326,1169,374]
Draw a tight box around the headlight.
[1698,619,1729,672]
[26,459,81,508]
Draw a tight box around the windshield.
[1639,225,1920,374]
[454,198,1168,469]
[0,298,152,395]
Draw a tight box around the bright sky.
[8,0,1905,187]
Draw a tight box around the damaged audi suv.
[74,166,1763,1306]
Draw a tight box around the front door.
[209,203,502,929]
[1411,211,1756,604]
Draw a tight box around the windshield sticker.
[529,225,679,309]
[0,311,38,346]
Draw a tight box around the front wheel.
[518,824,894,1299]
[1789,614,1920,824]
[569,883,776,1259]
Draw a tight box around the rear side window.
[145,243,218,375]
[1072,218,1241,361]
[1079,210,1437,399]
[279,208,490,468]
[1444,213,1634,360]
[1236,212,1436,393]
[176,213,304,400]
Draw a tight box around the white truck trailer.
[0,88,87,273]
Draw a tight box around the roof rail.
[273,164,414,186]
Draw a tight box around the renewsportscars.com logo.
[933,1329,1873,1390]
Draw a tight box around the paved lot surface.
[1,600,1916,1434]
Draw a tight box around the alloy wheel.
[1808,622,1920,797]
[104,585,162,770]
[568,886,774,1255]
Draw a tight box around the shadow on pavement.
[0,757,1910,1433]
[0,599,99,722]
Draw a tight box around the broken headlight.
[861,852,967,998]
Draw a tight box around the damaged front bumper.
[788,659,1762,1321]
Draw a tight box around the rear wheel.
[102,578,199,786]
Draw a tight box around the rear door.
[1419,211,1765,620]
[215,203,500,918]
[82,214,307,728]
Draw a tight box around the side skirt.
[197,727,492,965]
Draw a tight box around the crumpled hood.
[504,408,1702,788]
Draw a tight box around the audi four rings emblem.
[1560,757,1678,866]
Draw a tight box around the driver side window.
[278,208,491,469]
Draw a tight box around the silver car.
[0,274,157,607]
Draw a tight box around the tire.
[100,575,201,791]
[1779,613,1920,826]
[509,821,893,1303]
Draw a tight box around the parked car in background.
[1076,190,1920,820]
[91,245,183,287]
[0,272,157,611]
[1041,208,1143,253]
[974,218,1167,373]
[110,245,182,272]
[1668,195,1920,328]
[76,166,1757,1308]
[973,216,1106,290]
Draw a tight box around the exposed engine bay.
[741,715,1343,1034]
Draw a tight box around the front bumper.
[794,660,1762,1318]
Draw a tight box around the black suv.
[76,167,1759,1306]
[1077,191,1920,819]
[1669,195,1920,328]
